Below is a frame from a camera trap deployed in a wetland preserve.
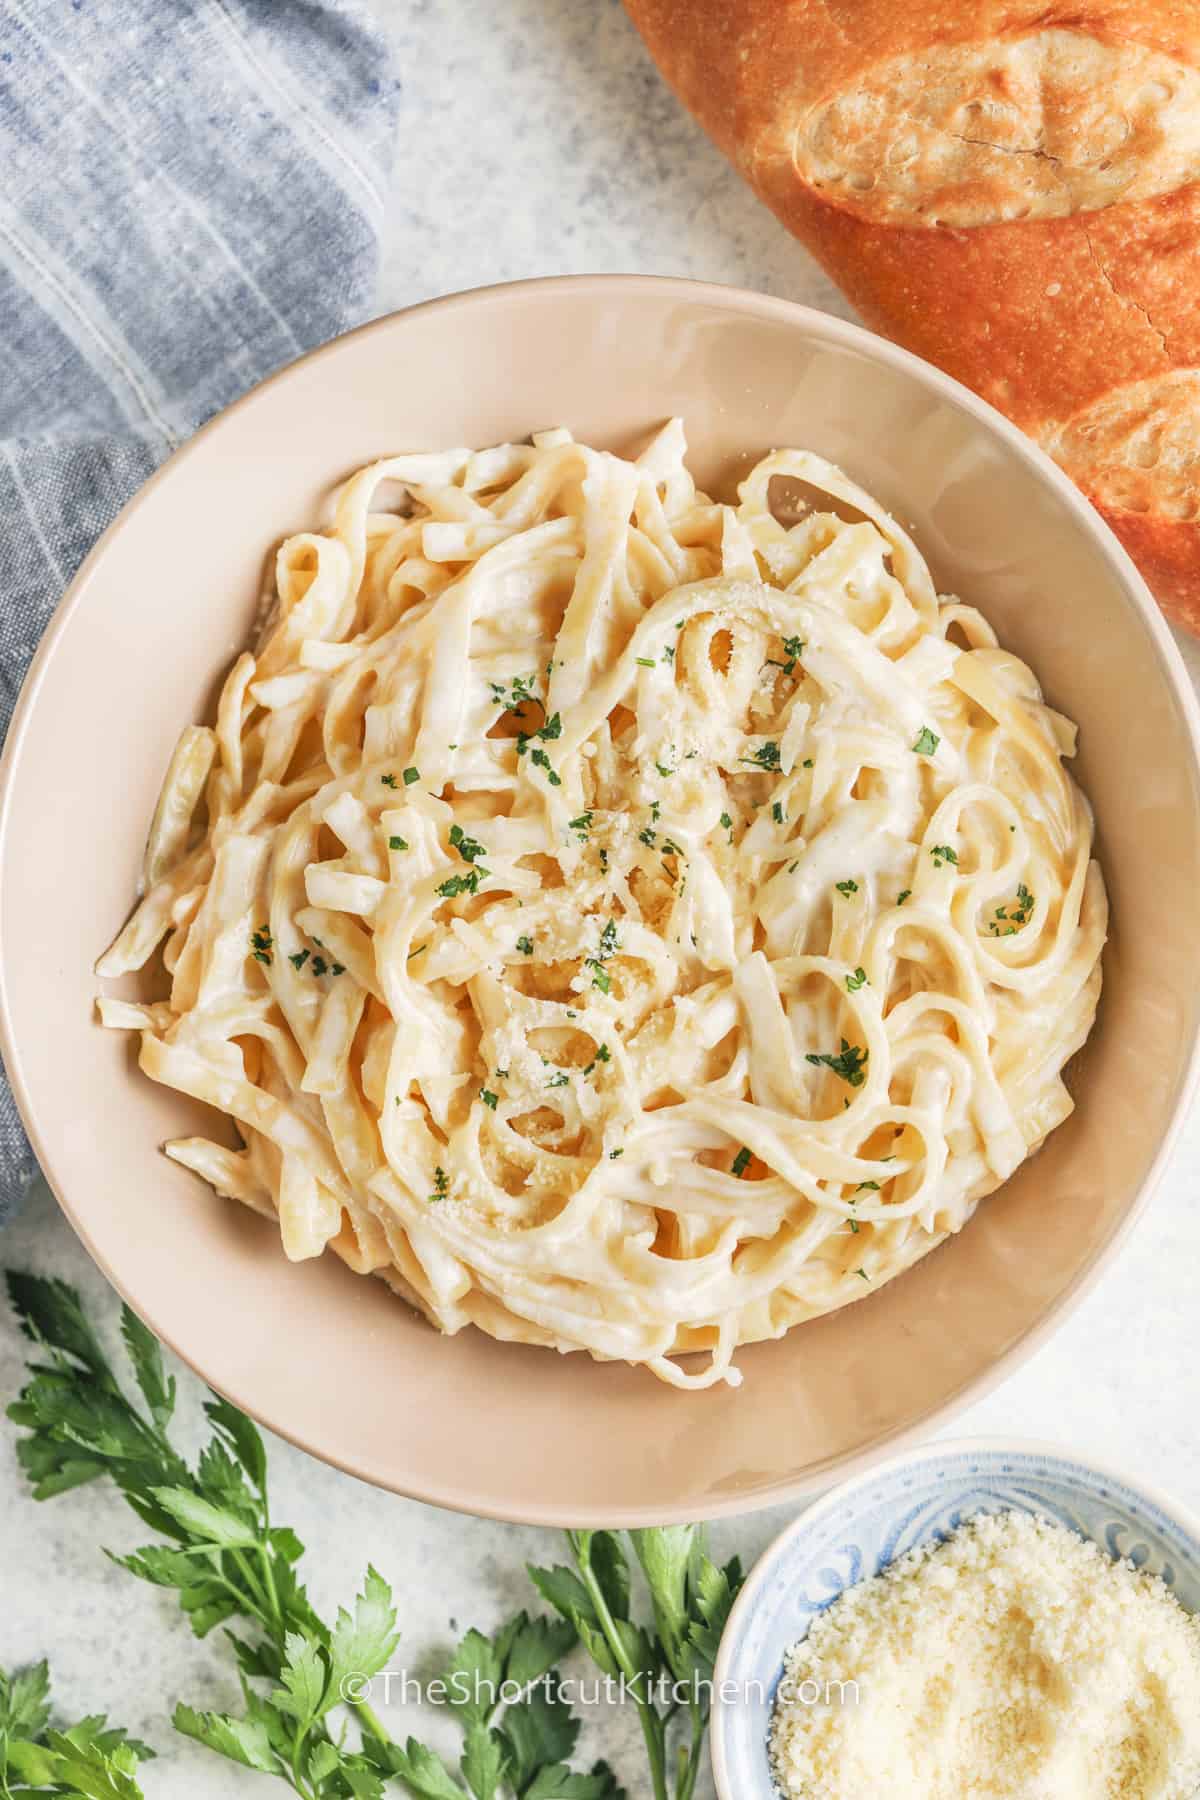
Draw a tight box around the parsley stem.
[572,1542,670,1800]
[676,1697,706,1800]
[228,1545,275,1632]
[257,1539,283,1638]
[349,1696,392,1745]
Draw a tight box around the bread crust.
[626,0,1200,630]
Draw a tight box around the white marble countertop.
[4,1,1200,1794]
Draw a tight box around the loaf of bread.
[624,0,1200,632]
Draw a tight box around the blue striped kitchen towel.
[0,0,400,1221]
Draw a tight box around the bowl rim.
[710,1431,1200,1798]
[2,271,1200,1524]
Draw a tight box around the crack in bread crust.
[793,28,1200,227]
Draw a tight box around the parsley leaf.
[730,1147,751,1178]
[845,967,868,993]
[739,741,781,771]
[436,868,489,899]
[930,844,958,867]
[516,935,534,956]
[4,1275,630,1800]
[490,673,540,715]
[449,823,489,864]
[835,879,858,898]
[912,726,940,756]
[806,1040,869,1087]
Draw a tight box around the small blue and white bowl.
[711,1437,1200,1799]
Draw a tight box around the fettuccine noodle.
[96,423,1106,1389]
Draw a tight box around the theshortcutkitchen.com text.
[338,1671,860,1709]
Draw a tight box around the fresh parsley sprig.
[529,1528,742,1800]
[5,1274,623,1800]
[0,1656,153,1798]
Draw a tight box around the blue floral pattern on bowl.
[711,1438,1200,1799]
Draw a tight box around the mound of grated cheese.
[769,1508,1200,1799]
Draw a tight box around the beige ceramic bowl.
[2,277,1198,1526]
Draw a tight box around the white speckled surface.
[3,2,1199,1793]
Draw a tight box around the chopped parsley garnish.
[846,966,868,992]
[806,1039,869,1087]
[730,1146,752,1179]
[569,811,593,841]
[636,657,656,668]
[802,757,814,769]
[330,962,345,976]
[854,1267,870,1283]
[835,879,859,898]
[515,708,562,765]
[719,810,733,840]
[599,847,609,870]
[897,889,912,905]
[989,882,1035,936]
[584,1044,612,1077]
[586,918,620,993]
[250,924,273,965]
[380,773,398,789]
[912,726,940,756]
[663,644,675,664]
[546,1071,569,1089]
[788,860,800,873]
[388,834,408,851]
[529,745,561,785]
[402,766,420,786]
[516,935,533,955]
[661,838,683,858]
[639,825,658,848]
[435,867,488,898]
[655,760,675,779]
[490,672,539,714]
[311,955,328,977]
[767,635,805,676]
[739,741,781,771]
[856,1179,880,1193]
[930,844,958,867]
[650,801,661,824]
[772,802,785,825]
[449,822,488,863]
[609,1148,624,1159]
[407,943,427,960]
[288,948,310,970]
[479,1088,499,1110]
[429,1166,449,1203]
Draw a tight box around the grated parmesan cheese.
[769,1509,1200,1799]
